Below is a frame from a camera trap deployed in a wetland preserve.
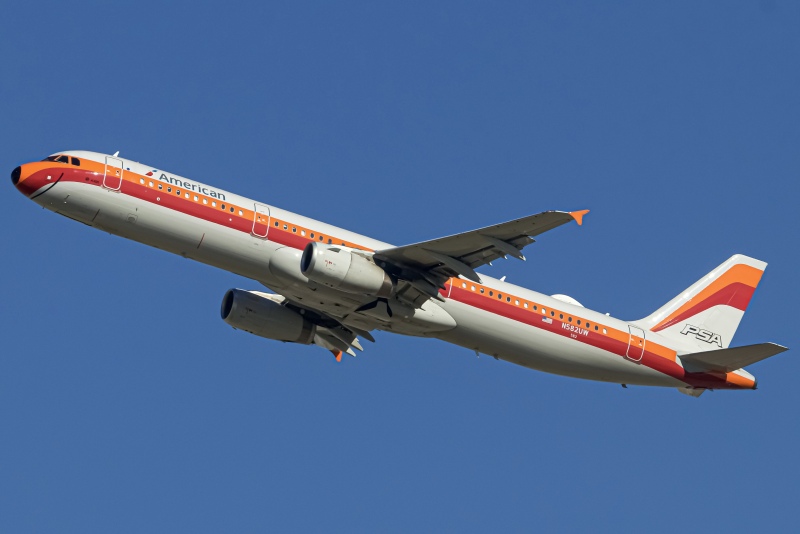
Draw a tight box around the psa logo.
[680,324,723,348]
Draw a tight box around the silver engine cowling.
[220,289,315,344]
[300,242,394,298]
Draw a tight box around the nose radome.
[11,166,21,186]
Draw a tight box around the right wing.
[373,210,588,301]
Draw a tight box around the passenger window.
[238,210,243,215]
[283,224,288,230]
[212,201,216,207]
[523,303,528,308]
[158,184,162,190]
[480,288,485,294]
[176,189,181,195]
[149,181,154,187]
[230,207,234,213]
[292,228,296,233]
[139,178,144,184]
[221,204,226,210]
[185,193,190,198]
[489,291,494,296]
[559,314,564,319]
[497,293,502,299]
[568,317,572,322]
[328,239,332,244]
[310,233,315,238]
[275,222,279,227]
[319,236,323,241]
[203,199,208,204]
[301,230,306,236]
[168,187,172,192]
[194,195,198,201]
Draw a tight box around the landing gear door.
[252,203,271,238]
[103,156,123,190]
[626,325,646,362]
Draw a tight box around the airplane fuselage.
[12,151,760,391]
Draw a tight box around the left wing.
[372,210,588,300]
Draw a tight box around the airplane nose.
[11,166,21,186]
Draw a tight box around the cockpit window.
[42,155,78,164]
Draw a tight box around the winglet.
[331,350,343,362]
[569,210,590,226]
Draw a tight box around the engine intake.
[300,242,394,298]
[221,289,315,344]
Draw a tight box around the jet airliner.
[12,151,788,396]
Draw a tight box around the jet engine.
[220,289,316,344]
[300,242,394,298]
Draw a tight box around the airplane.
[11,150,788,397]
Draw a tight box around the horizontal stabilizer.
[681,342,788,373]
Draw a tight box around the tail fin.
[635,255,766,352]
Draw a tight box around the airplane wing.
[372,210,588,300]
[281,298,375,361]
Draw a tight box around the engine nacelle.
[220,289,316,344]
[300,242,394,298]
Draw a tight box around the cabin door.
[626,325,646,362]
[103,156,124,190]
[252,203,271,238]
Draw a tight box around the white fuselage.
[16,150,721,389]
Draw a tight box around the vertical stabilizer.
[635,255,766,352]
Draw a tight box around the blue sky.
[2,1,799,531]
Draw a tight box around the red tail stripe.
[652,282,756,332]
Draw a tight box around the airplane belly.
[35,182,282,283]
[438,300,682,387]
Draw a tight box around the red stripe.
[16,166,78,196]
[652,282,756,332]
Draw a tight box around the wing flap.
[681,342,788,372]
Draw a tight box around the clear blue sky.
[2,1,799,532]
